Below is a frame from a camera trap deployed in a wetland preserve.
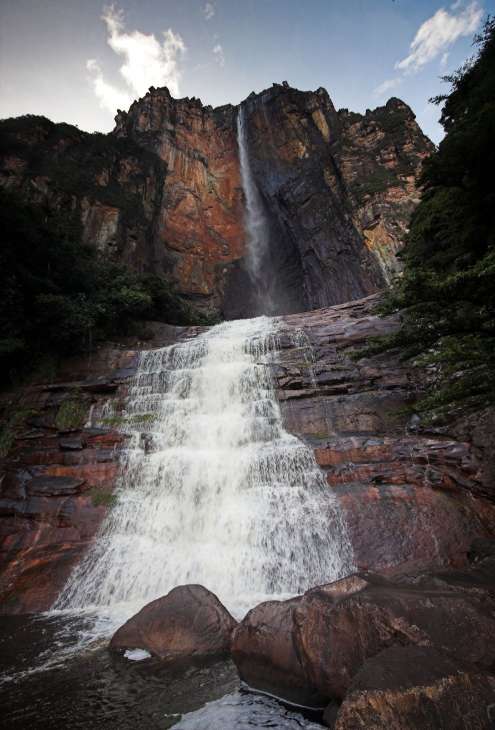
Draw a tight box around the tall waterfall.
[237,105,271,283]
[55,317,353,622]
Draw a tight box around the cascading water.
[237,105,271,285]
[55,317,353,625]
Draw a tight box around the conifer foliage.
[377,18,495,418]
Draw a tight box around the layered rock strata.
[0,323,191,613]
[1,296,494,613]
[0,85,433,318]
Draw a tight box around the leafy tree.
[371,18,495,419]
[0,190,205,386]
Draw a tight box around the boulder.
[332,646,495,729]
[110,584,237,662]
[231,561,495,706]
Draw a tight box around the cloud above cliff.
[87,4,186,113]
[396,1,482,73]
[375,1,483,97]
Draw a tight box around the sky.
[1,0,493,144]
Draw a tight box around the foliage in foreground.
[0,191,205,386]
[370,18,495,420]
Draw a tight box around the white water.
[237,105,271,281]
[54,317,353,626]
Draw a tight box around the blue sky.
[1,1,493,143]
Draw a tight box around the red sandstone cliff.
[0,84,433,318]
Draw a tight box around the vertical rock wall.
[0,84,434,318]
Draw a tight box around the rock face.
[110,584,237,662]
[231,552,495,709]
[0,322,191,613]
[333,646,495,730]
[0,84,433,319]
[277,295,495,574]
[1,296,494,613]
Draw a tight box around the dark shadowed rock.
[26,476,86,496]
[231,560,495,706]
[332,646,495,729]
[110,585,237,662]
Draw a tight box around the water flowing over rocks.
[109,585,237,662]
[52,316,353,622]
[1,296,494,617]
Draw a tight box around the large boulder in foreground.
[332,646,495,730]
[110,584,237,662]
[231,555,495,706]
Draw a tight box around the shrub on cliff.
[373,18,495,419]
[0,191,200,385]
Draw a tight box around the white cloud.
[213,43,225,67]
[203,2,215,21]
[86,59,132,112]
[87,4,186,113]
[374,77,402,97]
[395,2,482,73]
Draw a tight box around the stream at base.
[0,615,324,729]
[1,316,351,728]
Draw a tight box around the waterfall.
[237,105,271,283]
[55,317,353,623]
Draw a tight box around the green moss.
[90,488,117,508]
[0,407,38,458]
[55,395,87,431]
[101,412,156,427]
[101,415,126,427]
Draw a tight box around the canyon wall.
[1,297,494,613]
[0,84,433,318]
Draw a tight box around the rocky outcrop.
[110,584,237,661]
[0,322,192,613]
[337,98,433,281]
[241,88,433,311]
[1,296,494,613]
[277,295,495,574]
[231,550,495,716]
[333,646,495,729]
[0,85,433,319]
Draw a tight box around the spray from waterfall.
[54,317,353,623]
[237,105,271,286]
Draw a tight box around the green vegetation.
[0,190,205,386]
[55,394,88,431]
[101,412,156,427]
[90,487,118,508]
[0,406,37,458]
[0,116,161,222]
[353,167,398,204]
[370,19,495,420]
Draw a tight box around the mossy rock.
[55,395,88,431]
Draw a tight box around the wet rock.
[231,575,367,707]
[231,562,495,706]
[26,476,86,496]
[468,536,495,564]
[279,297,495,575]
[110,585,237,662]
[332,646,495,729]
[58,437,84,451]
